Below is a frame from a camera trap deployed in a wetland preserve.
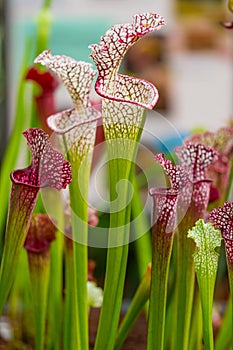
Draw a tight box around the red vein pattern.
[35,51,100,159]
[89,13,165,109]
[150,153,188,233]
[209,202,233,265]
[175,143,218,182]
[11,128,72,189]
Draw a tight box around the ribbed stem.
[94,156,134,350]
[0,184,39,314]
[27,251,50,350]
[69,154,91,350]
[0,43,32,251]
[227,264,233,350]
[215,297,232,350]
[131,176,151,280]
[173,215,196,350]
[114,264,151,350]
[63,239,77,350]
[147,229,174,350]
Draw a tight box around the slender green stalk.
[114,263,151,350]
[7,250,29,315]
[0,0,53,253]
[227,264,233,350]
[23,213,57,350]
[131,176,151,280]
[63,238,77,350]
[147,229,175,350]
[188,220,222,350]
[46,232,64,350]
[27,251,50,350]
[173,217,196,350]
[94,97,145,350]
[69,155,91,350]
[0,42,32,251]
[215,298,232,350]
[147,153,185,350]
[225,157,233,202]
[188,286,202,350]
[43,0,52,9]
[0,184,39,314]
[41,190,64,350]
[208,203,233,349]
[94,153,135,350]
[35,0,53,56]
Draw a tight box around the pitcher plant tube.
[24,213,57,350]
[188,219,222,350]
[172,142,218,350]
[34,50,101,350]
[186,127,233,206]
[209,201,233,348]
[147,153,189,350]
[0,128,72,315]
[89,12,165,350]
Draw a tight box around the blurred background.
[0,0,232,163]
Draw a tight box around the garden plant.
[0,1,233,349]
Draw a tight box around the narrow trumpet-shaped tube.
[89,13,165,350]
[0,128,72,315]
[172,143,218,350]
[147,154,188,350]
[35,50,100,350]
[24,214,57,350]
[209,202,233,350]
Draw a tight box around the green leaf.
[188,219,222,277]
[188,219,222,350]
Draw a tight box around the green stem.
[227,264,233,350]
[27,251,50,350]
[215,297,232,350]
[69,156,91,350]
[43,189,64,350]
[147,230,174,350]
[225,157,233,202]
[35,1,53,56]
[131,176,151,280]
[63,239,77,350]
[94,127,140,349]
[94,101,145,350]
[0,184,39,315]
[189,286,202,350]
[198,277,215,349]
[0,41,32,252]
[7,250,30,318]
[46,232,64,350]
[173,221,196,350]
[114,263,151,350]
[43,0,52,9]
[187,219,222,350]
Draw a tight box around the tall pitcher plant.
[34,50,101,350]
[33,12,165,350]
[89,13,165,349]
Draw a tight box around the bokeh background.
[1,0,232,150]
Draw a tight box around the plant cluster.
[0,2,232,350]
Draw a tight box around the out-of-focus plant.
[0,0,54,250]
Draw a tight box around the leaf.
[188,219,222,277]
